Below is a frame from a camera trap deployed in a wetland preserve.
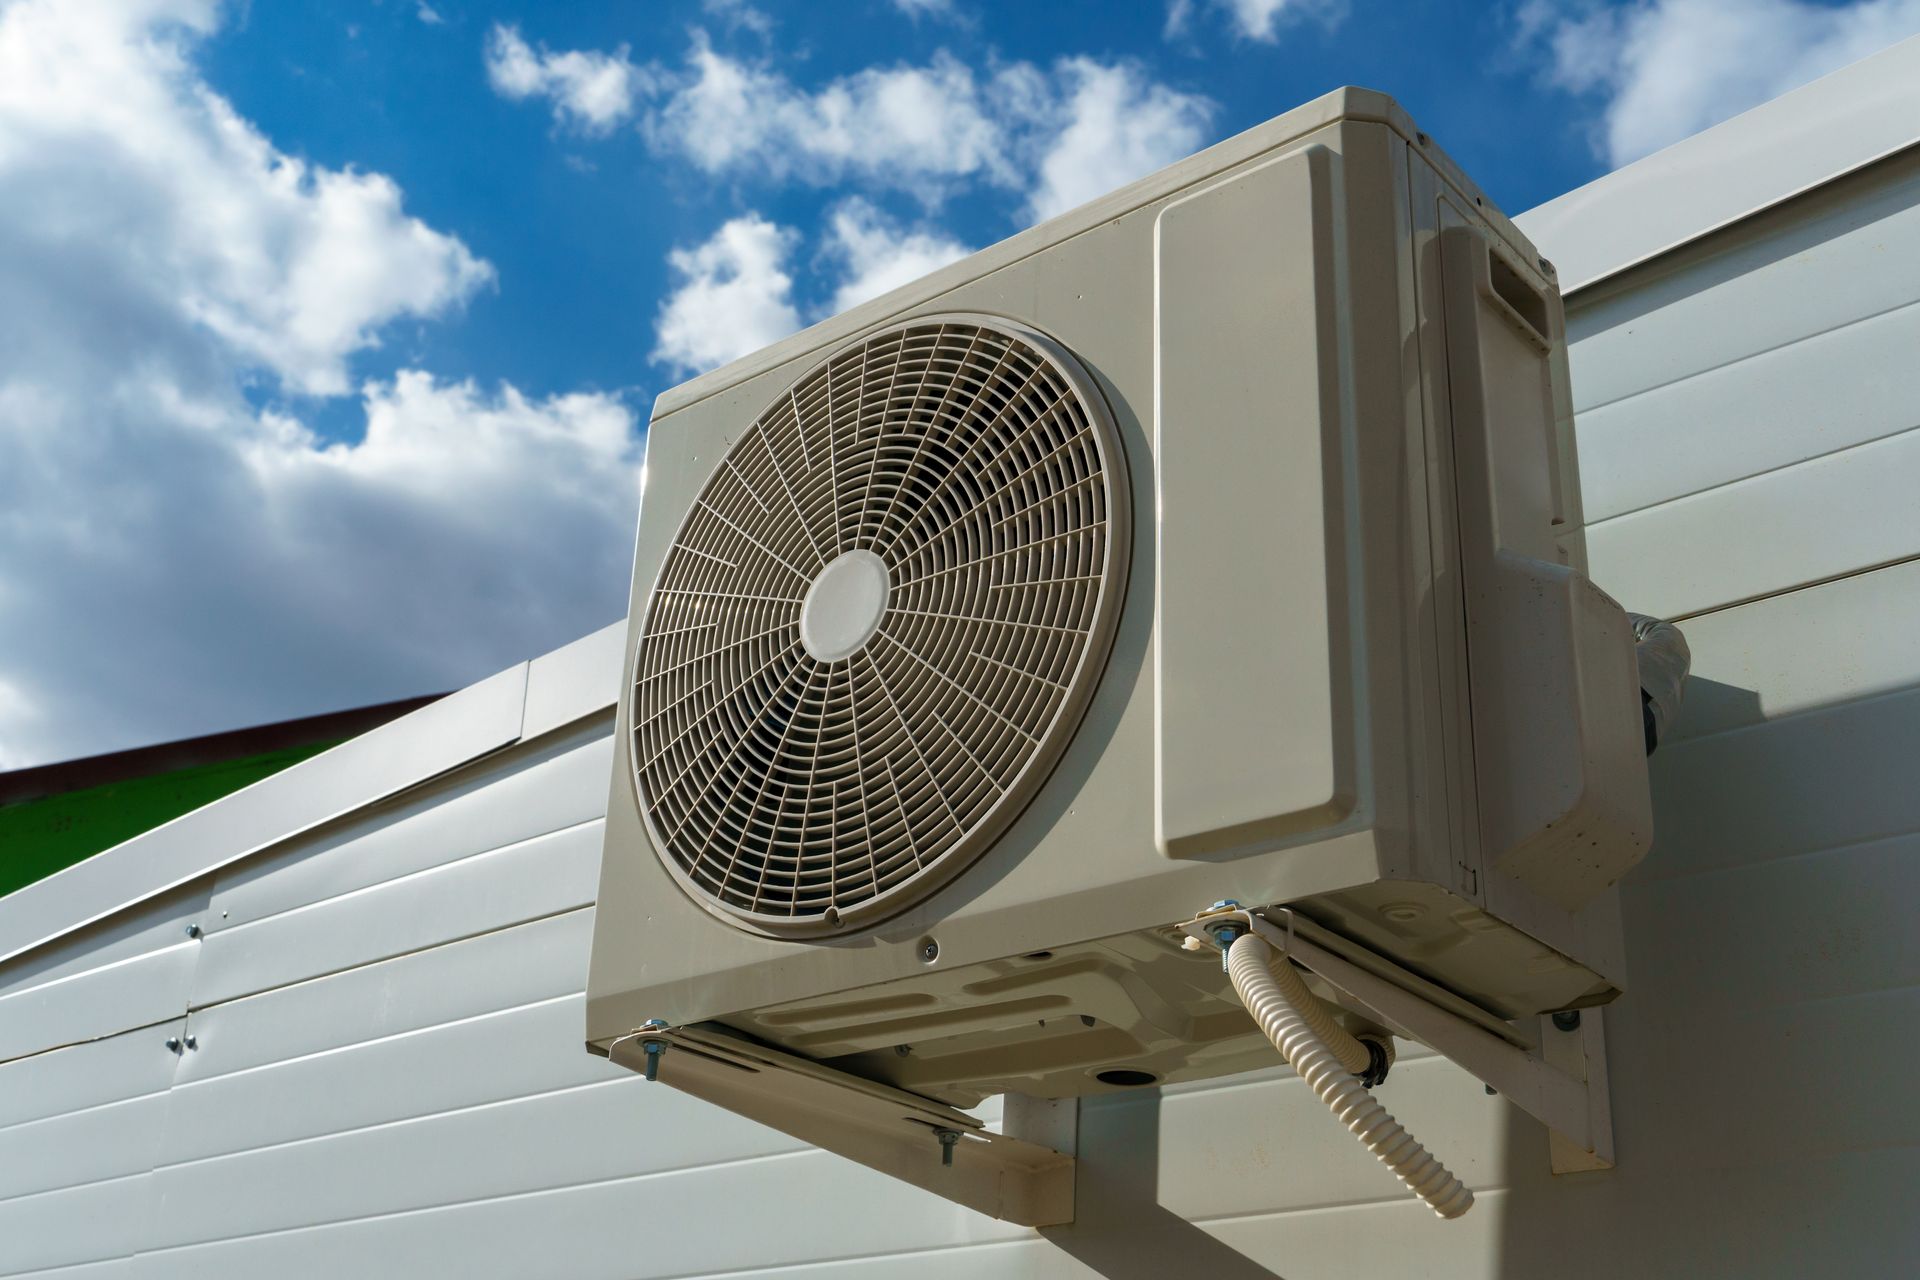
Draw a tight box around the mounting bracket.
[1178,908,1614,1171]
[607,1023,1077,1225]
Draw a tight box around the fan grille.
[631,316,1129,935]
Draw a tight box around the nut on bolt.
[934,1128,961,1167]
[638,1019,671,1082]
[1203,899,1245,973]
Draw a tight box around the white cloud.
[892,0,959,19]
[1166,0,1339,41]
[1521,0,1920,167]
[626,37,1214,222]
[702,0,774,37]
[652,214,802,376]
[415,2,445,26]
[643,34,1015,197]
[0,0,640,766]
[821,199,972,315]
[0,0,491,398]
[1024,58,1214,222]
[484,24,650,134]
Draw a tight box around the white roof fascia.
[0,621,624,968]
[1517,34,1920,295]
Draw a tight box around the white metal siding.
[7,89,1920,1280]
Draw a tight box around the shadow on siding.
[1041,1089,1285,1279]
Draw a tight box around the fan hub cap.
[799,549,891,662]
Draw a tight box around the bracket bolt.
[1204,900,1245,973]
[638,1019,670,1082]
[1551,1010,1582,1033]
[935,1128,961,1167]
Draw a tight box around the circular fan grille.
[630,315,1130,936]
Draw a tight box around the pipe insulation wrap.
[1629,613,1691,753]
[1227,934,1474,1220]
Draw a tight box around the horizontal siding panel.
[0,1094,169,1204]
[163,996,623,1164]
[1567,153,1920,413]
[137,1151,1029,1280]
[1644,684,1920,883]
[149,1079,804,1250]
[0,943,196,1065]
[1663,560,1920,743]
[0,1176,149,1278]
[1627,834,1920,1008]
[174,909,595,1083]
[0,1022,182,1205]
[0,881,210,1002]
[1585,424,1920,618]
[1576,298,1920,522]
[207,729,611,935]
[1148,1055,1498,1220]
[0,1021,182,1132]
[190,821,600,1007]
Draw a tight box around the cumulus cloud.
[489,30,1215,222]
[652,214,802,376]
[1520,0,1920,167]
[821,199,972,315]
[1024,58,1214,221]
[642,34,1016,197]
[485,24,651,134]
[0,0,490,398]
[0,0,640,766]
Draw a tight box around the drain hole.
[1021,950,1054,961]
[1095,1069,1159,1088]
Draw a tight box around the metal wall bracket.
[1179,908,1614,1172]
[606,1024,1076,1226]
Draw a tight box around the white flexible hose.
[1227,932,1474,1219]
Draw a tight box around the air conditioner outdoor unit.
[587,88,1655,1225]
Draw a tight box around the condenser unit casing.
[588,88,1651,1108]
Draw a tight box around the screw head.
[1208,899,1241,912]
[1552,1009,1583,1033]
[184,924,202,939]
[919,939,939,963]
[640,1019,669,1031]
[164,1037,182,1053]
[182,1035,197,1051]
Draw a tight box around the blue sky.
[2,0,1916,768]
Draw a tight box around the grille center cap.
[799,548,891,662]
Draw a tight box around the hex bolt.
[1205,900,1245,973]
[1552,1010,1582,1033]
[182,1035,198,1051]
[935,1128,961,1167]
[638,1019,670,1083]
[184,924,201,939]
[164,1037,182,1053]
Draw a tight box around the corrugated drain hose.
[1227,932,1474,1219]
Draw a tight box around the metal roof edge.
[1515,34,1920,296]
[0,620,625,969]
